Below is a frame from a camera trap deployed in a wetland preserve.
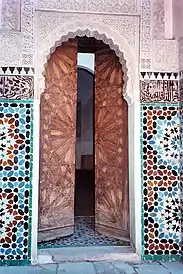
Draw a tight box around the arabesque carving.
[37,0,138,14]
[152,40,179,72]
[1,0,21,31]
[152,0,165,39]
[0,0,34,67]
[36,12,140,104]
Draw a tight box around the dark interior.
[74,37,95,217]
[74,169,95,216]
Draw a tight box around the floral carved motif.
[37,0,138,14]
[152,40,179,72]
[1,0,21,31]
[36,11,139,103]
[0,33,21,66]
[140,0,152,70]
[152,0,165,39]
[0,0,34,66]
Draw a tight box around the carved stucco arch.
[36,19,138,105]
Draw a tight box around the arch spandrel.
[36,19,139,105]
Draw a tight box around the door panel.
[38,40,77,242]
[95,48,129,239]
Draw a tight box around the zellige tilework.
[141,104,181,260]
[0,101,33,264]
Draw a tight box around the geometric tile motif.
[141,104,181,260]
[0,101,33,263]
[0,67,34,76]
[179,104,183,256]
[0,76,33,100]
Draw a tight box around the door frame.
[31,27,141,263]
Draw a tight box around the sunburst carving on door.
[39,40,77,241]
[95,47,129,238]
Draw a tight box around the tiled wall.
[0,100,33,265]
[141,72,182,261]
[0,68,34,266]
[180,71,183,258]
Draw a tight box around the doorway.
[75,53,95,218]
[38,36,129,247]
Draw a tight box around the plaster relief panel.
[36,11,139,102]
[152,0,165,39]
[37,0,139,14]
[0,32,22,66]
[0,0,34,67]
[1,0,21,31]
[140,0,152,70]
[178,38,183,71]
[152,40,179,72]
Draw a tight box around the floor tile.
[38,217,130,248]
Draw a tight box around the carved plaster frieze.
[36,11,140,104]
[1,0,21,31]
[152,0,165,39]
[21,0,34,66]
[152,40,179,72]
[140,0,152,70]
[37,0,139,14]
[0,32,22,66]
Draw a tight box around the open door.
[38,40,77,241]
[95,47,129,239]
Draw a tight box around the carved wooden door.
[95,47,129,239]
[38,40,77,241]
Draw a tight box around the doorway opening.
[74,52,95,220]
[38,36,130,248]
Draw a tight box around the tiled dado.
[140,72,180,103]
[0,100,33,265]
[141,104,181,261]
[180,105,183,257]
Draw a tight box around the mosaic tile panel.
[0,76,33,99]
[180,104,183,258]
[141,104,181,261]
[0,100,33,264]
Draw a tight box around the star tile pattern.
[141,104,181,260]
[0,100,33,264]
[180,104,183,257]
